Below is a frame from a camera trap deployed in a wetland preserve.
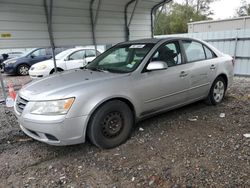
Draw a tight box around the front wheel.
[50,68,64,74]
[87,100,134,149]
[206,77,226,105]
[17,64,30,76]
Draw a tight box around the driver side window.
[152,41,182,67]
[68,50,85,60]
[31,49,46,57]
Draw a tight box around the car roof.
[121,38,161,44]
[55,48,97,58]
[119,36,203,45]
[63,47,94,53]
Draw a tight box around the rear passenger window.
[69,50,85,60]
[204,45,216,59]
[53,48,62,55]
[182,40,206,62]
[46,48,52,55]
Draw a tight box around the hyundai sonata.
[14,37,234,149]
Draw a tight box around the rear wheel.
[206,77,226,105]
[17,64,30,76]
[87,100,134,149]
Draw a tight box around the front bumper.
[29,69,50,79]
[4,64,16,74]
[18,115,88,145]
[14,101,89,146]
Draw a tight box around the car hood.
[5,56,31,64]
[32,59,54,67]
[3,57,19,63]
[19,69,129,101]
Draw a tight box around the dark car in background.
[0,52,23,71]
[3,47,67,76]
[6,51,24,59]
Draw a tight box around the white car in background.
[29,48,100,79]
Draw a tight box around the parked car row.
[2,47,100,77]
[29,48,100,79]
[3,48,67,76]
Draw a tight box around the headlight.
[5,59,17,65]
[30,98,75,115]
[35,64,47,70]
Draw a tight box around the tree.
[237,0,250,16]
[154,2,210,35]
[184,0,218,16]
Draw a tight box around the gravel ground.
[0,77,249,188]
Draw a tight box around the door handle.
[210,64,216,70]
[180,71,188,77]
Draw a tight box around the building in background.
[188,16,250,33]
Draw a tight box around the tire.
[17,64,30,76]
[206,77,226,105]
[87,100,134,149]
[50,68,64,74]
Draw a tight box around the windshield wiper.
[104,68,126,73]
[83,66,126,74]
[85,67,109,72]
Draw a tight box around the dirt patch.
[0,77,249,187]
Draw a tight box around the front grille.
[16,96,29,114]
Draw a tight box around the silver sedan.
[14,37,234,148]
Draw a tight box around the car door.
[29,48,48,65]
[138,41,191,115]
[181,40,217,101]
[65,50,86,70]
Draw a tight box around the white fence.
[156,29,250,76]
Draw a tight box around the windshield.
[55,49,73,60]
[86,43,154,73]
[22,49,36,57]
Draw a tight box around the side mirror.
[146,61,168,71]
[30,54,35,58]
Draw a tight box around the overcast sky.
[174,0,250,20]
